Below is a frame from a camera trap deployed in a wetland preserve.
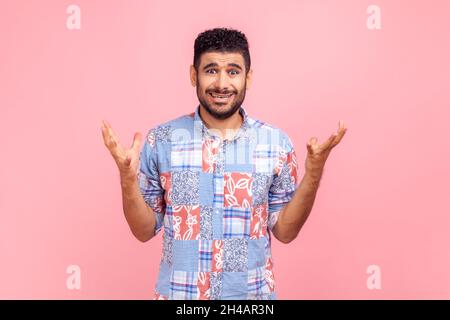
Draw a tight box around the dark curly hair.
[193,27,251,74]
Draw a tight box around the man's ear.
[190,65,197,87]
[246,68,253,90]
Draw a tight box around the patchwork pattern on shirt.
[171,170,200,206]
[250,205,268,239]
[210,271,222,300]
[223,238,248,272]
[253,144,280,173]
[198,239,213,272]
[248,265,272,299]
[224,172,253,208]
[138,106,299,300]
[171,205,201,240]
[170,270,198,300]
[251,173,272,206]
[171,140,202,171]
[202,137,220,173]
[200,205,213,240]
[223,207,251,238]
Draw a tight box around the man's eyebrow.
[203,62,218,70]
[228,63,243,71]
[202,62,243,71]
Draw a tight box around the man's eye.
[229,70,239,75]
[206,69,216,74]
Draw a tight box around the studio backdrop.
[1,0,449,299]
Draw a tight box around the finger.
[307,142,314,155]
[101,122,114,148]
[338,120,346,135]
[103,120,114,138]
[307,137,318,154]
[307,137,317,146]
[102,129,119,153]
[101,124,108,141]
[330,127,347,148]
[106,122,120,141]
[330,120,347,148]
[103,119,111,129]
[103,120,121,148]
[321,119,348,150]
[320,132,338,150]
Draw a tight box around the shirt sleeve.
[137,128,166,236]
[267,134,299,231]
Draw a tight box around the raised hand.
[101,120,143,181]
[305,120,347,177]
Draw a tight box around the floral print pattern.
[172,205,200,240]
[224,172,253,208]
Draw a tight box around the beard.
[197,77,247,120]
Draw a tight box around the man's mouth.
[208,92,235,103]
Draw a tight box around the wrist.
[120,171,137,187]
[304,168,323,182]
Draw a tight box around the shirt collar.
[194,104,251,142]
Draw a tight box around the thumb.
[307,137,315,147]
[131,132,143,152]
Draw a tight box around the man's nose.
[214,70,230,91]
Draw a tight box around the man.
[101,27,347,300]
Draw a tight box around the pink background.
[1,0,449,299]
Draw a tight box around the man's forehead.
[200,51,244,66]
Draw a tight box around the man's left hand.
[305,120,347,178]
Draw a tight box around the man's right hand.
[101,120,143,182]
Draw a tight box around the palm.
[101,120,142,177]
[305,120,347,173]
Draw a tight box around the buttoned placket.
[199,109,249,174]
[217,137,227,175]
[196,107,251,216]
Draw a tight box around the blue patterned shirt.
[138,105,299,300]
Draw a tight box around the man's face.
[191,51,252,120]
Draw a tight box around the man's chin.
[211,103,232,113]
[202,102,235,119]
[213,109,238,120]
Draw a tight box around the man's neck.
[198,104,243,141]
